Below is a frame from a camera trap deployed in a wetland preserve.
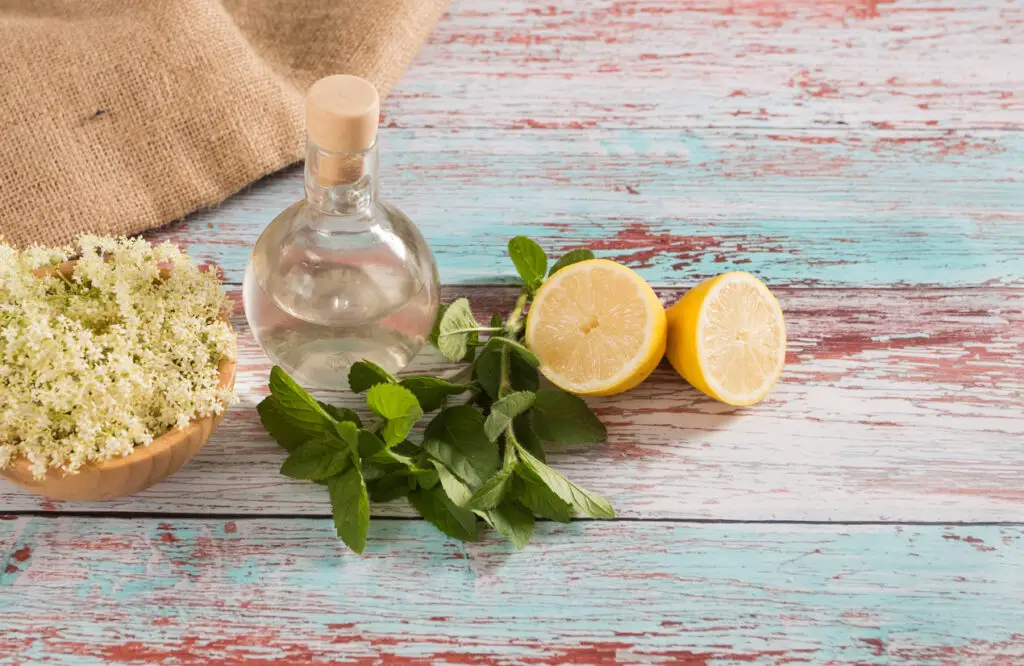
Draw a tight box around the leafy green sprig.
[257,237,608,553]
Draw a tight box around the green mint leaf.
[437,298,481,362]
[476,347,538,400]
[530,390,607,445]
[329,465,369,554]
[517,478,573,523]
[471,390,494,414]
[465,464,517,511]
[361,462,390,482]
[475,348,501,399]
[484,391,536,441]
[280,437,349,480]
[349,360,396,393]
[549,248,595,277]
[318,401,362,428]
[367,443,432,471]
[260,370,340,450]
[489,313,504,329]
[392,440,421,458]
[268,366,333,429]
[257,396,312,451]
[516,445,614,519]
[487,501,535,550]
[509,356,540,393]
[513,413,546,463]
[333,420,359,447]
[400,375,471,413]
[485,336,539,368]
[475,510,496,529]
[462,333,480,362]
[508,236,547,292]
[509,358,540,393]
[434,463,473,507]
[366,383,423,446]
[408,485,478,542]
[367,475,410,503]
[429,303,448,348]
[412,468,440,489]
[422,406,497,486]
[367,447,416,469]
[356,429,386,459]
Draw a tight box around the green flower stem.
[54,269,75,287]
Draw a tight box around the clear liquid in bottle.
[242,75,439,388]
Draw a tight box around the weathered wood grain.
[7,0,1022,660]
[2,518,1023,665]
[147,129,1024,287]
[4,286,1020,521]
[388,0,1024,130]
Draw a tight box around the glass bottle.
[243,75,439,388]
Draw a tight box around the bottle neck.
[304,139,379,215]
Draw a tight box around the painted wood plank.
[146,129,1024,287]
[389,0,1024,130]
[2,518,1023,665]
[4,286,1021,521]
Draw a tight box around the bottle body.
[243,140,439,388]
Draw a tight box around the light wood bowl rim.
[2,259,236,485]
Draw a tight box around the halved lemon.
[665,272,786,406]
[525,259,666,396]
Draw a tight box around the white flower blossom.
[0,236,236,479]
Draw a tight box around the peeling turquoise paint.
[2,519,1022,664]
[147,130,1024,288]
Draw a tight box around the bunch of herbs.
[257,237,611,552]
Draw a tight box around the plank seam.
[222,282,1024,290]
[380,125,1024,132]
[4,512,1024,526]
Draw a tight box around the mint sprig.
[257,238,613,552]
[507,236,547,294]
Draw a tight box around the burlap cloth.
[0,0,449,248]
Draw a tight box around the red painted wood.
[3,286,1021,521]
[387,0,1024,130]
[3,0,1023,659]
[2,518,1023,665]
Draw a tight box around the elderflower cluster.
[0,236,236,479]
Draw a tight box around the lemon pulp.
[665,271,785,406]
[525,259,666,396]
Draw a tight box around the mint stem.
[503,424,519,467]
[498,289,531,468]
[498,343,512,399]
[497,339,522,468]
[504,290,530,337]
[438,326,503,338]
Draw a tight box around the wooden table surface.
[3,0,1024,663]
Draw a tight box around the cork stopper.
[306,75,379,153]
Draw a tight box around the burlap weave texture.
[0,0,449,247]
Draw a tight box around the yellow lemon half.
[665,272,786,406]
[525,259,666,396]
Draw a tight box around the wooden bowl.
[0,260,237,502]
